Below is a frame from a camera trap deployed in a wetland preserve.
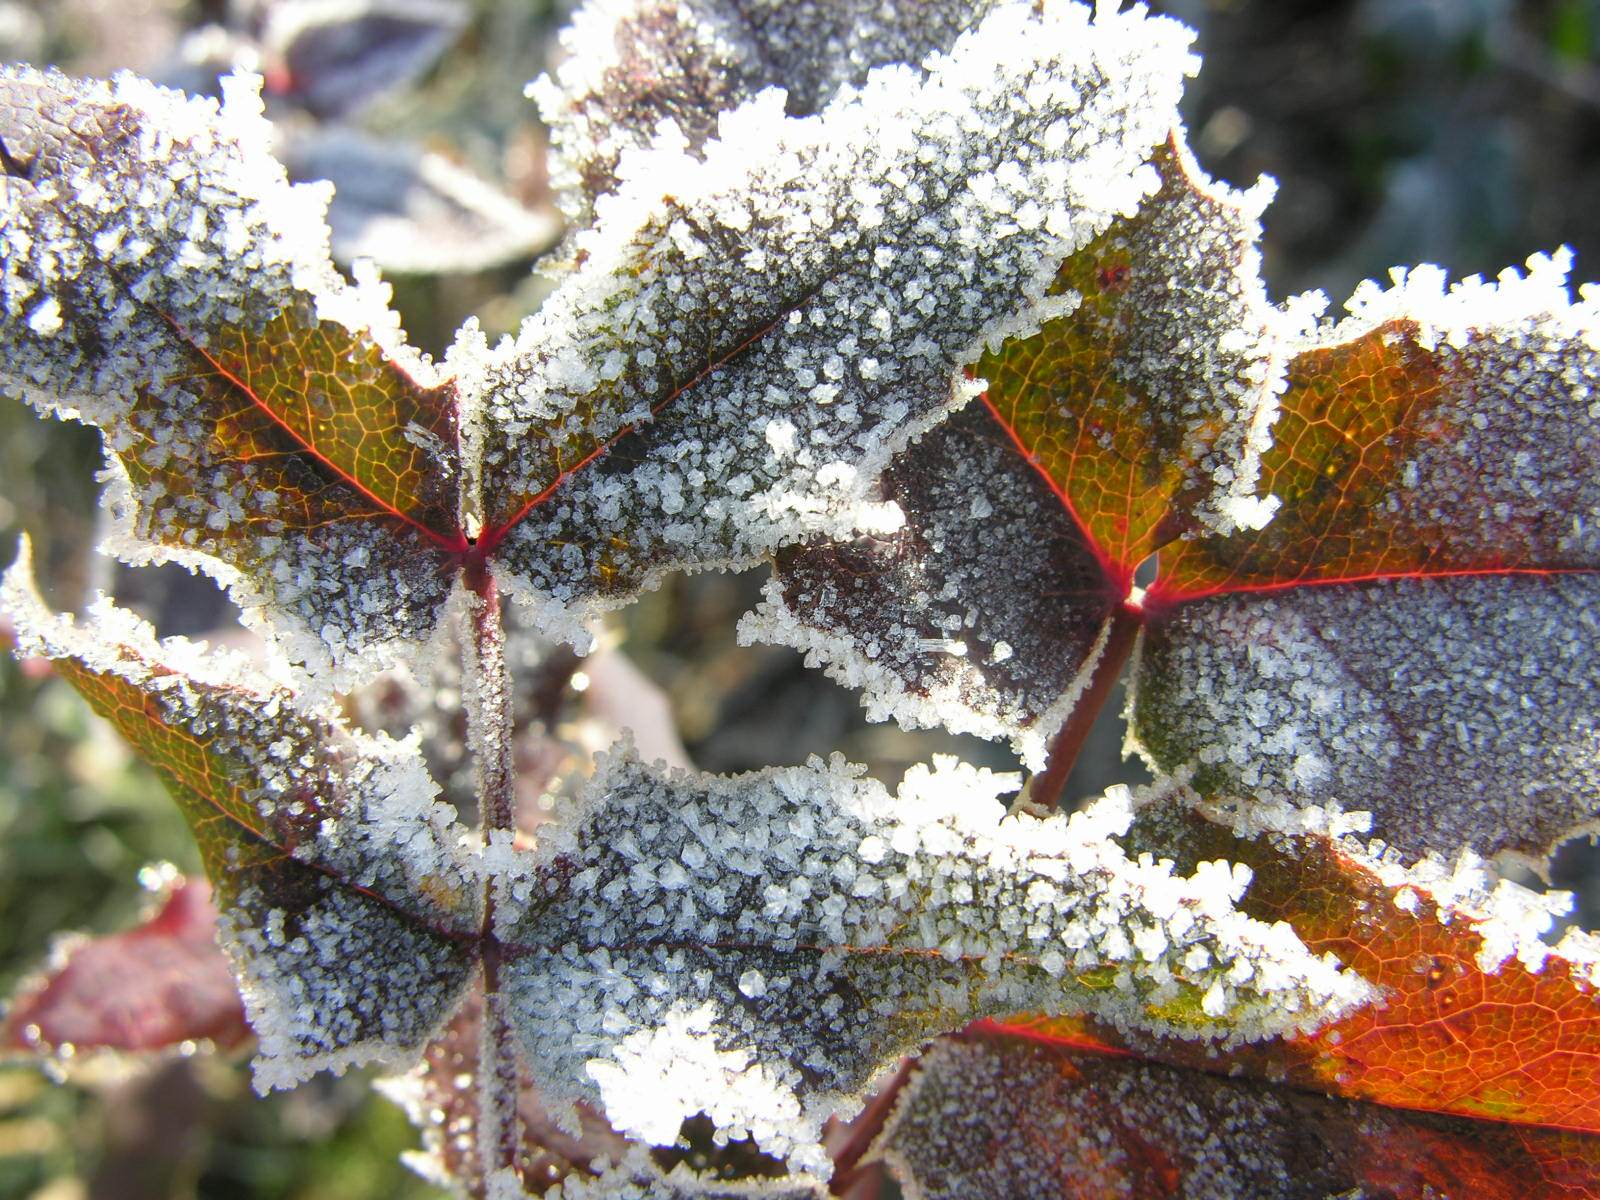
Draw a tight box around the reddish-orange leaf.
[976,130,1283,586]
[2,879,250,1057]
[1152,256,1600,604]
[1004,802,1600,1134]
[878,1029,1600,1200]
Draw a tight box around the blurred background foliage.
[2,0,1599,1196]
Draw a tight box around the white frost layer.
[1337,838,1600,982]
[462,0,1197,637]
[498,750,1372,1175]
[0,66,450,694]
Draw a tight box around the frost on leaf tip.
[496,750,1370,1176]
[464,0,1196,644]
[1138,253,1600,867]
[535,0,1005,225]
[0,541,478,1091]
[0,65,461,693]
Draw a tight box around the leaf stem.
[463,564,523,1188]
[1025,601,1143,812]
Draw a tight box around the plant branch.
[463,564,523,1188]
[1025,602,1143,812]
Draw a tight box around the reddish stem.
[463,564,524,1188]
[1026,601,1144,812]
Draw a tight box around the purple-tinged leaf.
[2,878,250,1058]
[869,1031,1600,1200]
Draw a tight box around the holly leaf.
[534,0,1005,224]
[1,877,250,1059]
[1001,800,1600,1135]
[0,541,478,1089]
[4,0,1202,677]
[0,66,464,690]
[753,123,1599,870]
[496,750,1370,1174]
[1135,253,1600,864]
[869,1030,1600,1200]
[458,1,1196,647]
[747,130,1287,767]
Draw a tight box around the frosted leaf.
[870,1034,1588,1200]
[1130,252,1600,867]
[0,65,462,692]
[498,751,1371,1175]
[742,404,1115,769]
[1,541,478,1090]
[1157,250,1600,598]
[464,0,1195,642]
[536,0,1002,224]
[747,133,1289,763]
[1135,574,1600,865]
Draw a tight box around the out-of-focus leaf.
[1,878,250,1057]
[262,0,469,119]
[281,128,562,274]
